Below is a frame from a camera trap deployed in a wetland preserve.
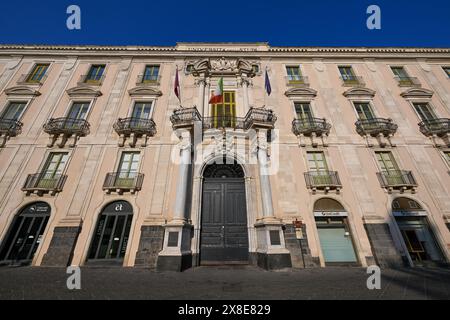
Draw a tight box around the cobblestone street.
[0,266,449,300]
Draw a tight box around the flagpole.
[264,66,267,109]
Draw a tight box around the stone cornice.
[0,44,449,59]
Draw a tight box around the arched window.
[87,201,133,262]
[0,202,50,264]
[314,198,346,213]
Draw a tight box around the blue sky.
[1,0,449,47]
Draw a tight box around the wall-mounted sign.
[393,210,427,217]
[314,211,348,217]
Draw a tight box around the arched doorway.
[0,202,51,265]
[392,197,444,266]
[87,200,133,265]
[200,161,249,265]
[313,198,358,265]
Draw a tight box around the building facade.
[0,43,449,271]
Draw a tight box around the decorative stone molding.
[128,87,162,97]
[4,86,41,97]
[284,87,317,99]
[400,88,434,99]
[343,87,376,99]
[188,57,255,77]
[66,86,102,98]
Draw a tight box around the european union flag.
[265,69,272,96]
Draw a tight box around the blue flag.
[265,70,272,96]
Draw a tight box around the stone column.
[157,130,193,271]
[197,75,207,116]
[254,129,292,270]
[240,75,251,114]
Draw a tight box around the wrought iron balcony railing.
[103,172,144,194]
[43,118,90,137]
[170,107,202,130]
[355,118,398,137]
[340,75,365,87]
[418,118,450,137]
[78,74,105,85]
[304,171,342,192]
[292,118,331,137]
[0,119,23,137]
[22,173,67,195]
[113,117,156,137]
[17,73,48,85]
[377,170,417,192]
[285,75,309,86]
[394,76,421,87]
[244,107,277,130]
[203,116,246,130]
[136,74,160,85]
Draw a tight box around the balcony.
[103,172,144,194]
[292,118,331,147]
[170,107,202,130]
[340,75,365,87]
[170,107,276,132]
[17,73,48,85]
[43,117,90,148]
[77,74,105,86]
[22,173,67,196]
[355,118,397,137]
[136,74,160,86]
[0,119,23,147]
[418,118,450,147]
[304,171,342,194]
[394,76,421,87]
[377,170,417,193]
[285,75,309,87]
[113,117,157,147]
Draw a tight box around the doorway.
[200,162,249,265]
[0,202,51,266]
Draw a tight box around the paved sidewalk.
[0,266,449,300]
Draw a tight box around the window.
[413,103,436,121]
[142,65,159,83]
[85,65,105,83]
[354,102,375,120]
[338,66,356,81]
[307,152,328,172]
[38,153,69,188]
[294,102,313,120]
[211,91,236,128]
[131,102,152,119]
[116,152,140,187]
[1,102,27,120]
[391,66,409,79]
[443,151,450,167]
[67,102,90,120]
[286,66,302,82]
[26,64,49,83]
[375,152,405,185]
[443,67,450,78]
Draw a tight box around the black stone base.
[134,226,164,268]
[157,253,192,272]
[41,226,81,266]
[283,224,319,268]
[364,223,406,268]
[256,252,292,270]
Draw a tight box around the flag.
[265,69,272,96]
[209,77,224,104]
[174,68,180,101]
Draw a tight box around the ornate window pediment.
[128,86,162,97]
[66,86,102,98]
[284,87,317,98]
[343,87,376,98]
[400,88,434,99]
[188,57,256,77]
[4,86,41,97]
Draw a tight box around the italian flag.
[209,77,224,104]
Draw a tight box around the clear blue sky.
[1,0,449,47]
